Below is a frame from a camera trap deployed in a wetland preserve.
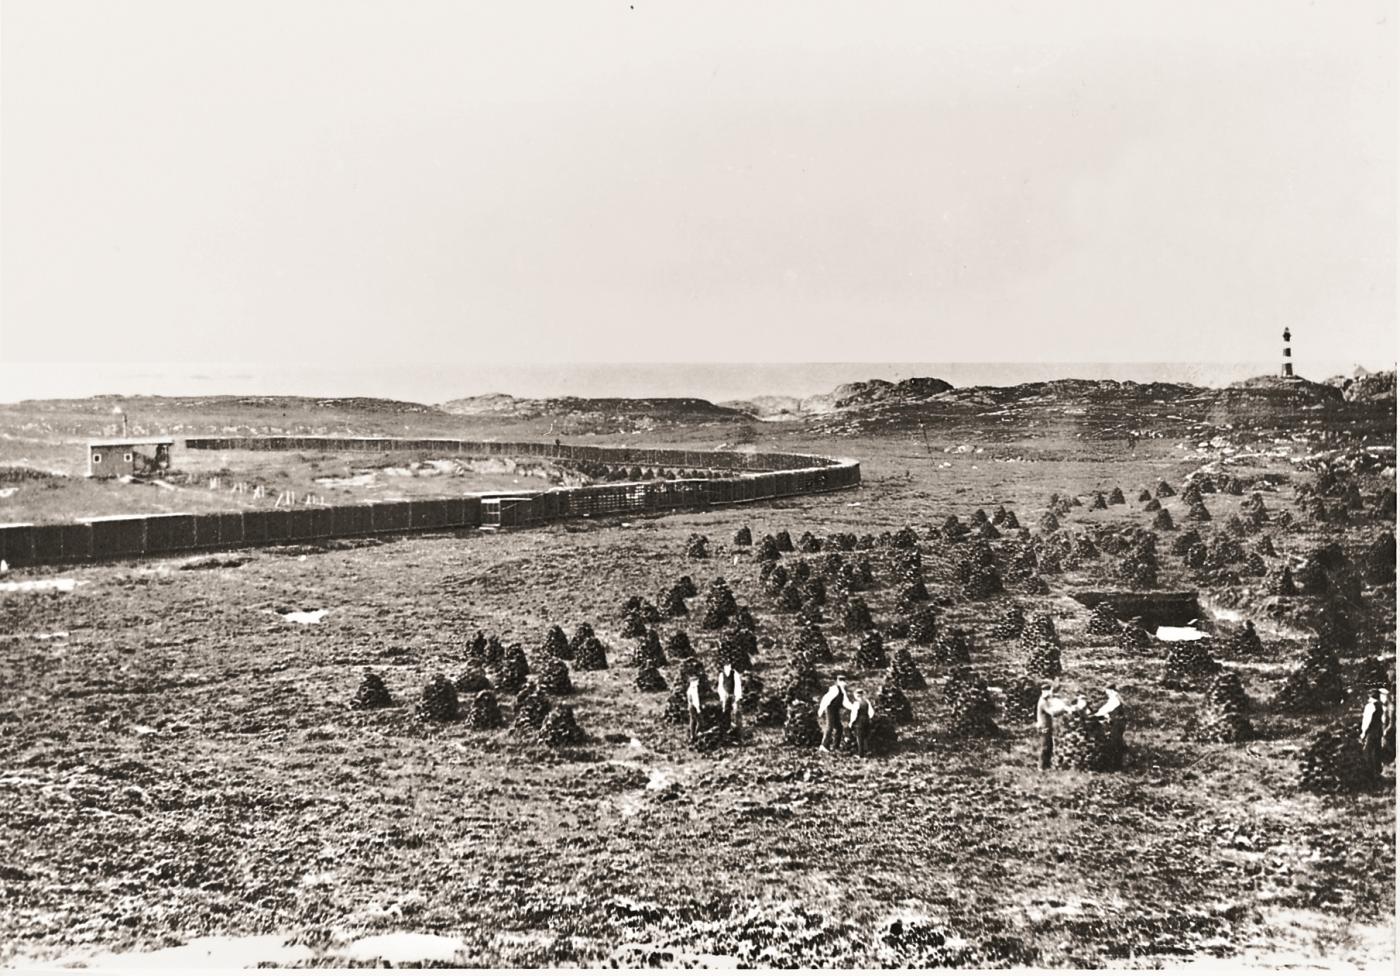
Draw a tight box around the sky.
[1,1,1396,392]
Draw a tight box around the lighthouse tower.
[1281,327,1294,379]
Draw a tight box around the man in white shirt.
[718,664,744,732]
[1360,688,1383,778]
[686,676,703,745]
[1036,684,1072,770]
[819,676,852,753]
[1095,687,1127,771]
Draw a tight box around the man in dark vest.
[847,689,875,758]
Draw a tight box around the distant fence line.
[0,438,859,568]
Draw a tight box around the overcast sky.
[2,0,1395,370]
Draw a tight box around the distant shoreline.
[1,360,1391,406]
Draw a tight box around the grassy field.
[0,407,1395,968]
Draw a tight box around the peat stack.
[876,680,913,724]
[351,669,393,710]
[798,530,823,553]
[701,578,739,630]
[856,630,889,671]
[635,666,667,693]
[933,629,974,666]
[660,584,690,618]
[989,604,1026,640]
[569,623,596,656]
[776,581,804,613]
[1021,614,1062,678]
[1156,479,1176,498]
[1195,671,1252,743]
[773,529,795,553]
[466,689,505,730]
[1227,621,1264,658]
[946,669,998,738]
[632,629,668,670]
[467,631,489,663]
[1299,723,1376,793]
[842,597,875,634]
[539,705,587,747]
[665,631,694,660]
[542,625,571,660]
[775,657,825,704]
[961,563,1003,600]
[1086,602,1121,637]
[756,536,782,563]
[1145,498,1163,513]
[1051,711,1110,772]
[717,626,757,672]
[1002,675,1043,726]
[1109,487,1126,505]
[417,674,460,722]
[621,608,648,639]
[888,647,927,690]
[1162,640,1222,689]
[1118,621,1153,655]
[536,657,573,696]
[796,622,834,663]
[1271,642,1346,711]
[492,645,530,696]
[733,525,752,547]
[685,533,710,559]
[782,699,822,748]
[573,636,609,671]
[907,605,940,645]
[1187,499,1212,522]
[453,664,492,695]
[1090,492,1109,511]
[513,682,552,730]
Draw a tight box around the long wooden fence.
[0,438,859,568]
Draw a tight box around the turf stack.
[961,563,1003,600]
[1271,642,1346,711]
[635,666,667,692]
[933,629,973,666]
[1162,639,1222,689]
[989,604,1025,640]
[1228,621,1264,657]
[351,669,393,710]
[492,645,530,696]
[631,628,668,670]
[876,680,913,724]
[1002,675,1043,726]
[797,622,834,663]
[798,531,823,553]
[907,605,939,645]
[569,623,596,656]
[1086,601,1121,636]
[1052,711,1110,772]
[573,636,609,671]
[1187,499,1212,521]
[842,596,875,634]
[945,668,998,737]
[701,578,739,630]
[1118,621,1152,655]
[1156,479,1176,498]
[733,525,752,547]
[660,584,690,618]
[775,656,825,705]
[1021,614,1062,678]
[717,626,757,672]
[466,689,505,730]
[536,657,573,695]
[888,647,927,690]
[513,682,552,730]
[534,624,567,659]
[1090,492,1109,511]
[1299,723,1376,794]
[1195,671,1252,743]
[539,704,587,747]
[453,665,492,694]
[665,631,694,660]
[686,533,710,559]
[417,674,460,722]
[856,630,889,671]
[1109,487,1126,505]
[782,700,822,748]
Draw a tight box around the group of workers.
[686,664,746,743]
[817,676,876,757]
[1036,684,1127,771]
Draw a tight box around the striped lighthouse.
[1281,327,1294,378]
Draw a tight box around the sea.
[0,360,1380,406]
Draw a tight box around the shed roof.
[87,437,175,447]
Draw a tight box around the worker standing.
[1380,687,1395,765]
[818,676,851,753]
[686,676,703,745]
[1360,689,1384,779]
[847,689,875,758]
[1095,687,1128,771]
[718,664,744,733]
[1036,684,1072,771]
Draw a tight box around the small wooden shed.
[87,438,174,479]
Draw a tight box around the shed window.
[92,453,103,464]
[123,452,133,463]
